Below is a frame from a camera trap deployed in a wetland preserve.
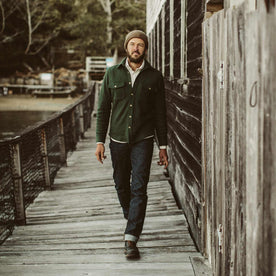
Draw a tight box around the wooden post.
[71,110,77,146]
[87,96,91,110]
[79,103,85,138]
[40,129,51,190]
[11,143,26,225]
[58,117,67,166]
[86,94,92,128]
[86,96,92,128]
[92,82,99,117]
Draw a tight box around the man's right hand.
[95,144,106,164]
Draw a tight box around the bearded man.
[95,30,168,259]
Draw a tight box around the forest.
[0,0,146,76]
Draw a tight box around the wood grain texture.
[202,4,276,276]
[0,118,211,275]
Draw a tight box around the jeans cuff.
[124,234,138,243]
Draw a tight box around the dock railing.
[0,81,101,244]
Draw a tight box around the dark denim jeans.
[109,138,154,240]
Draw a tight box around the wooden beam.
[206,3,224,12]
[58,117,67,165]
[11,143,26,225]
[264,0,275,11]
[40,129,51,190]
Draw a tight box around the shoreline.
[0,95,81,111]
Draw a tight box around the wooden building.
[146,0,275,275]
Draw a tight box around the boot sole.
[124,249,140,259]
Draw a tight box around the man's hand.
[95,144,106,164]
[158,149,169,169]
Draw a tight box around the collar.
[125,59,145,73]
[118,57,152,71]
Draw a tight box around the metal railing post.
[11,142,26,225]
[58,117,67,165]
[40,129,51,190]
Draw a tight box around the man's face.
[126,37,147,63]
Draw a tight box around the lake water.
[0,111,54,140]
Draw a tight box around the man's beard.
[127,50,145,63]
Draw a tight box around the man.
[95,30,168,259]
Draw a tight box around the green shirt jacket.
[96,57,168,146]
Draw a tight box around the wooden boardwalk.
[0,119,211,275]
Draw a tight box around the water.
[0,111,54,140]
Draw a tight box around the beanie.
[124,30,148,50]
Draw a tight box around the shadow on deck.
[0,118,211,276]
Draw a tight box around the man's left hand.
[158,149,169,169]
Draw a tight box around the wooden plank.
[259,7,276,276]
[232,6,246,276]
[208,12,217,272]
[213,11,221,275]
[206,3,224,13]
[202,3,276,276]
[0,263,196,276]
[190,256,213,276]
[4,233,192,245]
[0,240,197,251]
[0,252,201,265]
[219,9,229,275]
[0,117,201,275]
[0,247,197,256]
[201,14,210,259]
[244,10,262,276]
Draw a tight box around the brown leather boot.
[124,240,140,259]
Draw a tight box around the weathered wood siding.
[146,0,166,34]
[147,0,275,274]
[147,0,205,250]
[202,2,276,275]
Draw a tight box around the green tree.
[112,0,146,56]
[0,0,78,74]
[68,0,107,56]
[0,0,146,76]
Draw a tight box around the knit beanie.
[124,30,148,50]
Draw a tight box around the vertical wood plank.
[259,8,276,275]
[202,15,209,260]
[245,11,260,276]
[221,9,232,276]
[161,6,165,75]
[169,0,174,78]
[202,3,275,276]
[208,13,216,272]
[266,9,276,275]
[218,10,227,275]
[232,6,246,275]
[225,10,236,276]
[213,12,221,276]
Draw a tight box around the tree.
[24,0,60,55]
[68,0,108,57]
[112,0,146,55]
[0,0,79,74]
[0,0,146,76]
[95,0,146,58]
[98,0,114,45]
